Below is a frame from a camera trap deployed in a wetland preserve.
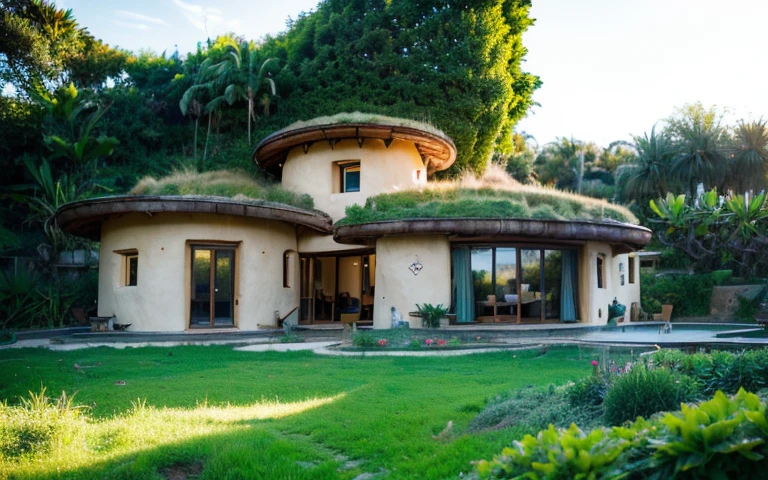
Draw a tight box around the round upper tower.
[253,113,456,221]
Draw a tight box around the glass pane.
[191,249,211,325]
[471,248,493,318]
[214,250,234,325]
[344,168,360,192]
[495,248,517,301]
[520,249,542,320]
[127,256,138,286]
[543,250,563,319]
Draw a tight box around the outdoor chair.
[659,304,673,322]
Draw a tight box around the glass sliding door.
[520,249,542,321]
[190,246,235,327]
[470,248,494,319]
[543,250,563,320]
[494,247,517,319]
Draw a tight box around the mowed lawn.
[0,345,590,479]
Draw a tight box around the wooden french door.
[190,246,235,327]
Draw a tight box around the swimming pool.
[579,323,768,347]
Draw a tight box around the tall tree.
[262,0,539,174]
[666,103,729,197]
[728,119,768,193]
[618,126,674,204]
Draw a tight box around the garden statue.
[391,307,409,329]
[607,298,626,326]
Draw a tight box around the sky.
[60,0,768,148]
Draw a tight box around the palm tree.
[179,58,213,168]
[206,38,277,145]
[667,103,729,197]
[619,126,674,203]
[728,119,768,193]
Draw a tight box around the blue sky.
[61,0,768,148]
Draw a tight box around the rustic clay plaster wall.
[98,212,298,331]
[581,242,641,324]
[373,235,451,328]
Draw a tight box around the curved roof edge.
[334,218,652,251]
[55,196,333,240]
[254,121,457,173]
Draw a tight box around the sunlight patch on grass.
[0,389,345,478]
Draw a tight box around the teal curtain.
[452,247,474,323]
[560,249,578,322]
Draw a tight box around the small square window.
[340,162,360,193]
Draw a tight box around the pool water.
[580,323,768,346]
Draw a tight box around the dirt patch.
[161,461,204,480]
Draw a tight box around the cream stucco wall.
[281,138,427,225]
[580,242,641,324]
[98,212,298,331]
[373,235,451,328]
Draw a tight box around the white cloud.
[114,21,150,30]
[117,10,167,26]
[170,0,239,34]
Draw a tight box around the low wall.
[710,285,765,319]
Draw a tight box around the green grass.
[339,165,637,226]
[276,111,450,141]
[0,345,592,479]
[130,169,316,211]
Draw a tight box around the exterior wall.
[373,235,451,328]
[98,212,298,331]
[281,138,427,224]
[580,242,640,324]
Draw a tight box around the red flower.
[591,360,599,366]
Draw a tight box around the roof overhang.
[334,218,652,254]
[254,122,457,174]
[55,196,333,241]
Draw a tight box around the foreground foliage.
[475,388,768,479]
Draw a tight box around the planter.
[439,317,450,328]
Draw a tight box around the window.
[596,254,605,289]
[340,162,360,193]
[115,249,139,286]
[283,251,294,288]
[628,256,636,284]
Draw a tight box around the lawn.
[0,345,592,479]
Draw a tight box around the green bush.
[351,332,377,348]
[640,273,714,317]
[469,385,604,434]
[474,389,768,479]
[603,365,700,425]
[415,303,448,328]
[567,376,610,407]
[650,348,768,395]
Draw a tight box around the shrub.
[640,273,714,317]
[474,389,768,479]
[468,385,604,434]
[415,303,448,328]
[649,348,768,395]
[567,375,610,407]
[351,332,377,348]
[603,365,700,425]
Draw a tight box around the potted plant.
[415,303,448,328]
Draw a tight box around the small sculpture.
[391,306,409,329]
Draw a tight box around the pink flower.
[437,339,447,346]
[591,360,599,366]
[425,338,434,346]
[378,339,388,347]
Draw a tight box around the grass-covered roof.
[277,111,449,140]
[338,166,638,226]
[130,170,315,211]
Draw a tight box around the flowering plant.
[425,338,434,346]
[437,339,447,346]
[378,338,388,347]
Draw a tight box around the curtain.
[560,249,578,322]
[452,247,474,323]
